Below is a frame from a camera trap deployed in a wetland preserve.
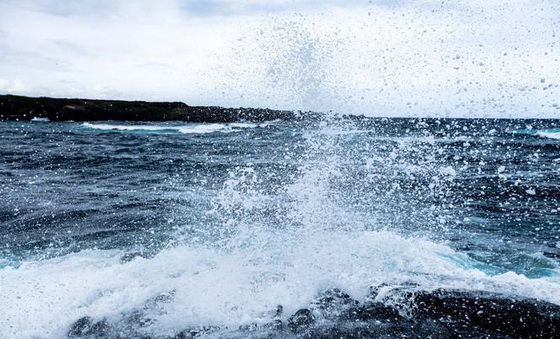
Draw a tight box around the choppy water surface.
[1,118,559,337]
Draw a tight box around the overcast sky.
[0,0,559,118]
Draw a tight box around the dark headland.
[0,94,318,122]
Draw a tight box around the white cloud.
[0,0,559,117]
[0,79,28,93]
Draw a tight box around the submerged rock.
[119,251,154,263]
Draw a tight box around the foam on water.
[30,117,50,122]
[537,131,560,140]
[81,122,264,134]
[1,226,559,337]
[514,128,560,140]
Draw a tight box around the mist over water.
[1,0,559,117]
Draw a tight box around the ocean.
[1,117,559,338]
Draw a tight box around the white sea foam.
[30,117,50,122]
[1,230,559,338]
[537,131,560,140]
[81,122,264,134]
[514,128,560,141]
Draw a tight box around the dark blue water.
[1,118,559,337]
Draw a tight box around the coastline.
[0,94,306,123]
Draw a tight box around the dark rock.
[88,319,110,337]
[413,289,560,338]
[368,285,560,337]
[302,321,464,339]
[270,305,285,330]
[67,316,110,337]
[543,251,560,260]
[270,318,284,330]
[67,286,560,338]
[172,329,195,339]
[311,288,360,320]
[125,310,154,328]
[288,308,316,333]
[120,251,153,263]
[313,288,358,309]
[172,326,220,339]
[67,316,94,337]
[0,94,320,122]
[274,304,283,318]
[350,302,402,322]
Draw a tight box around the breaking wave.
[81,122,267,134]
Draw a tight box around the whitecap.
[81,122,265,134]
[537,131,560,140]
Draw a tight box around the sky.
[0,0,559,118]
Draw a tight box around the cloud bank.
[0,0,559,118]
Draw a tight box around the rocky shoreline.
[2,95,559,130]
[67,285,560,338]
[0,94,316,123]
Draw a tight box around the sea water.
[0,118,559,337]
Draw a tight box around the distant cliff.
[0,94,314,122]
